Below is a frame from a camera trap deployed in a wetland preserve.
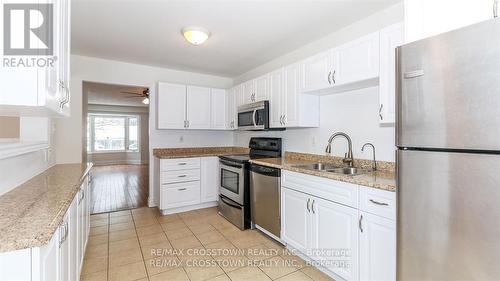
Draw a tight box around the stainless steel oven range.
[218,137,282,230]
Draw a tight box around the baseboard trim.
[90,160,148,166]
[160,201,218,215]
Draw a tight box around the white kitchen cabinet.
[0,173,91,281]
[359,212,396,281]
[157,82,187,129]
[226,87,237,130]
[311,196,359,281]
[379,22,404,124]
[301,50,334,92]
[0,0,71,117]
[254,75,269,102]
[333,32,380,86]
[281,187,312,254]
[269,68,285,128]
[200,157,219,202]
[210,89,226,129]
[242,80,255,104]
[161,181,201,209]
[186,86,212,129]
[404,0,496,43]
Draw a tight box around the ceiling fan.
[120,88,150,105]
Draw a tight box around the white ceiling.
[72,0,400,77]
[85,82,149,107]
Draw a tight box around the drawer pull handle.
[369,199,389,206]
[178,188,187,191]
[178,175,187,178]
[178,163,187,165]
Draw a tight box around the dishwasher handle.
[250,164,280,177]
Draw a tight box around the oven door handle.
[220,160,243,169]
[220,196,242,209]
[252,109,257,127]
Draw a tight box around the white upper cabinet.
[405,0,496,43]
[301,51,334,92]
[0,0,71,117]
[359,212,396,281]
[379,22,404,124]
[157,82,187,129]
[157,82,227,130]
[226,87,237,130]
[269,68,285,128]
[332,32,380,86]
[253,75,269,102]
[210,88,226,130]
[242,80,255,104]
[186,86,211,129]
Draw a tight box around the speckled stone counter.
[153,146,249,159]
[249,152,396,192]
[0,163,92,253]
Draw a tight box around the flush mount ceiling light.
[182,26,210,45]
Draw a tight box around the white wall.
[235,87,396,161]
[56,55,234,206]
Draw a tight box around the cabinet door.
[226,88,236,129]
[379,22,404,124]
[359,212,396,281]
[68,197,78,281]
[59,215,70,281]
[210,88,226,129]
[201,157,219,202]
[157,83,186,129]
[333,32,380,86]
[284,63,300,127]
[311,197,359,281]
[269,68,285,128]
[242,80,255,103]
[161,181,201,209]
[186,86,211,129]
[37,230,60,281]
[254,75,269,101]
[301,50,334,92]
[281,187,312,254]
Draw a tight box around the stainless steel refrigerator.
[396,18,500,280]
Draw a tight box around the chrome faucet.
[325,132,354,167]
[361,143,377,171]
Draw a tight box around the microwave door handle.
[252,109,257,127]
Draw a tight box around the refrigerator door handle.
[404,69,424,79]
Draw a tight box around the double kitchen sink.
[292,163,371,176]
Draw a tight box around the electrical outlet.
[179,136,184,143]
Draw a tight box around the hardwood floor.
[90,164,149,214]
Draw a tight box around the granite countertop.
[249,152,396,192]
[153,146,249,159]
[0,163,92,253]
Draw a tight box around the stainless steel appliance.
[396,19,500,280]
[218,137,282,230]
[250,164,281,240]
[237,101,269,130]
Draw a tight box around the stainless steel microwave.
[237,101,269,131]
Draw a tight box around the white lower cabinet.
[160,157,219,213]
[359,212,396,281]
[281,171,395,281]
[0,173,91,281]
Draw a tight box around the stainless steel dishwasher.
[249,163,281,239]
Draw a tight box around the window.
[87,114,140,153]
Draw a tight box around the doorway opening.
[82,81,150,214]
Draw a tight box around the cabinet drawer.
[359,186,396,220]
[282,171,358,208]
[160,158,200,171]
[161,181,201,209]
[161,169,200,184]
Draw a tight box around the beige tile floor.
[81,207,334,281]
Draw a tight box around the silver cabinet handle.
[306,198,311,212]
[359,214,363,233]
[311,200,315,214]
[252,109,257,127]
[178,163,187,165]
[283,114,286,125]
[328,71,332,85]
[177,175,187,178]
[369,199,389,206]
[186,120,190,128]
[379,104,383,120]
[183,120,187,128]
[279,115,283,125]
[178,188,187,191]
[332,70,336,84]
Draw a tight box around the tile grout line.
[131,209,153,281]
